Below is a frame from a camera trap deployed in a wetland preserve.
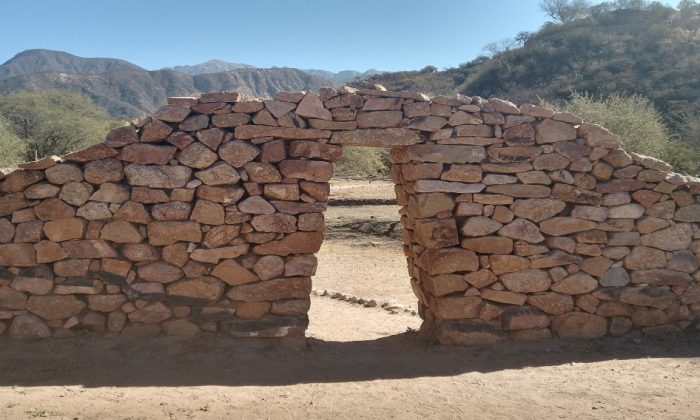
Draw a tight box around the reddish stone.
[418,247,478,275]
[196,127,226,150]
[177,142,218,169]
[121,243,160,261]
[128,302,173,324]
[147,221,202,246]
[34,241,68,263]
[190,200,225,225]
[26,295,86,320]
[114,201,151,224]
[189,244,248,264]
[8,314,50,338]
[179,114,209,131]
[195,163,240,185]
[235,125,331,140]
[501,307,550,331]
[120,144,177,165]
[552,313,607,338]
[284,254,317,277]
[244,162,282,183]
[226,277,311,302]
[62,144,118,163]
[90,183,130,203]
[211,259,258,286]
[43,217,86,242]
[500,269,551,292]
[131,187,170,204]
[578,123,621,148]
[203,225,241,248]
[252,232,323,256]
[124,164,192,189]
[461,236,513,254]
[137,261,183,283]
[0,243,36,266]
[251,213,297,233]
[104,126,138,147]
[197,185,245,204]
[480,289,527,305]
[596,179,647,193]
[154,105,191,122]
[166,277,225,302]
[218,141,260,168]
[140,120,173,143]
[295,92,331,121]
[100,221,143,244]
[551,272,598,295]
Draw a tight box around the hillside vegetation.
[358,2,700,116]
[0,90,118,166]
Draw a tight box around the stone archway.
[0,88,698,344]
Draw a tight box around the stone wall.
[0,87,698,344]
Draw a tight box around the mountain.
[0,49,144,80]
[302,69,385,85]
[0,50,381,118]
[356,5,700,117]
[162,59,255,75]
[0,67,335,118]
[0,51,338,118]
[162,59,384,84]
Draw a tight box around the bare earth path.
[0,180,699,419]
[0,297,698,419]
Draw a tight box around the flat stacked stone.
[0,87,697,345]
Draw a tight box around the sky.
[0,0,684,72]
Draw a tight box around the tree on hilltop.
[539,0,591,22]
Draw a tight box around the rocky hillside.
[358,4,700,116]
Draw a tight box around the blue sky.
[0,0,684,72]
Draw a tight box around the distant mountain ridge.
[162,59,255,75]
[161,59,384,84]
[0,49,144,80]
[0,50,382,118]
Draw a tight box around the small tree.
[678,0,700,42]
[0,90,114,161]
[539,0,591,22]
[0,115,25,168]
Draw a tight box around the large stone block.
[124,164,192,189]
[147,221,202,246]
[419,247,478,275]
[252,232,323,256]
[407,144,486,163]
[552,313,607,338]
[226,277,312,302]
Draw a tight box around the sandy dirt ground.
[316,204,416,307]
[329,178,396,202]
[0,179,699,419]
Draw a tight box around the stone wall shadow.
[0,331,697,388]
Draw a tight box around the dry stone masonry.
[0,86,699,345]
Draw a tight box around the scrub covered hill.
[358,2,700,117]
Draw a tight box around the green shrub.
[545,92,699,175]
[0,115,26,168]
[334,147,389,178]
[0,90,114,162]
[564,92,670,156]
